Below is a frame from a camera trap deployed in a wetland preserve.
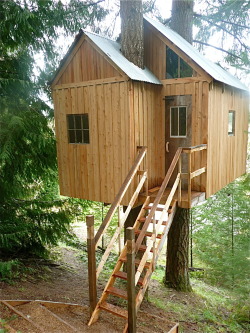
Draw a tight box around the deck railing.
[86,146,148,312]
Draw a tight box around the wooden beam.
[182,144,207,153]
[191,167,206,179]
[53,76,128,90]
[126,227,136,333]
[86,215,97,315]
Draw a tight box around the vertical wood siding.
[53,81,131,204]
[206,84,248,197]
[56,40,121,86]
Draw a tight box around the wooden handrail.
[95,146,147,248]
[182,144,207,153]
[135,147,182,253]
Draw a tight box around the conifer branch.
[194,13,250,29]
[193,40,242,59]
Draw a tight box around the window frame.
[67,114,90,144]
[166,47,193,79]
[170,106,187,138]
[228,110,235,136]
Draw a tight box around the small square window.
[228,111,235,136]
[67,114,90,144]
[170,106,187,138]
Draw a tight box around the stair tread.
[135,230,163,239]
[139,244,153,253]
[113,271,144,286]
[99,302,128,319]
[138,217,168,226]
[106,286,127,299]
[119,257,150,269]
[144,205,173,213]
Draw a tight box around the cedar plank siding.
[206,84,248,197]
[56,39,122,86]
[54,81,131,204]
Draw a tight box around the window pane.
[75,130,83,143]
[166,47,179,79]
[67,115,74,129]
[180,58,193,78]
[228,111,235,135]
[171,107,178,136]
[83,130,90,144]
[68,130,75,143]
[82,114,89,129]
[75,115,82,129]
[179,107,187,136]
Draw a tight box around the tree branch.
[194,13,250,30]
[194,13,249,51]
[193,40,242,60]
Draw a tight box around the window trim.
[228,110,235,136]
[67,114,90,144]
[170,106,187,138]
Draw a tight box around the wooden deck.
[139,186,206,208]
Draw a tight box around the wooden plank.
[54,76,127,90]
[106,286,128,300]
[99,302,128,319]
[126,227,136,333]
[1,301,44,332]
[191,167,206,179]
[86,215,97,315]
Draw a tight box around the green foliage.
[0,0,107,257]
[0,260,19,281]
[191,174,250,295]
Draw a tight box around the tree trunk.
[120,0,144,68]
[164,0,194,293]
[170,0,194,44]
[164,206,192,291]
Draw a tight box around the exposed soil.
[0,244,206,332]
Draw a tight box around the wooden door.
[165,95,192,186]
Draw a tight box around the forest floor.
[0,226,249,333]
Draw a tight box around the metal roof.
[144,16,248,91]
[85,31,162,85]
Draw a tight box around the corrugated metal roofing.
[85,31,162,85]
[144,16,248,91]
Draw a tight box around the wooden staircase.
[88,198,177,332]
[86,145,207,332]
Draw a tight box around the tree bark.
[164,206,192,291]
[170,0,194,44]
[120,0,144,68]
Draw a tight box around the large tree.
[0,0,106,256]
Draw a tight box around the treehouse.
[50,14,248,332]
[50,16,248,208]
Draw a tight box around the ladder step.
[119,258,151,269]
[144,205,173,213]
[139,245,153,253]
[106,286,127,300]
[113,271,144,286]
[135,230,163,239]
[138,217,167,226]
[99,302,128,319]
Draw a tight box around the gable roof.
[144,16,248,91]
[85,31,161,85]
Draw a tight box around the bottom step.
[99,302,128,319]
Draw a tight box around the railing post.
[188,152,192,207]
[178,154,182,205]
[127,227,136,333]
[118,205,124,254]
[86,215,97,315]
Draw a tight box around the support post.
[178,155,182,205]
[126,227,136,333]
[187,152,192,207]
[86,215,97,315]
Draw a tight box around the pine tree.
[0,0,107,256]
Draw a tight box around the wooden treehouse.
[50,14,248,333]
